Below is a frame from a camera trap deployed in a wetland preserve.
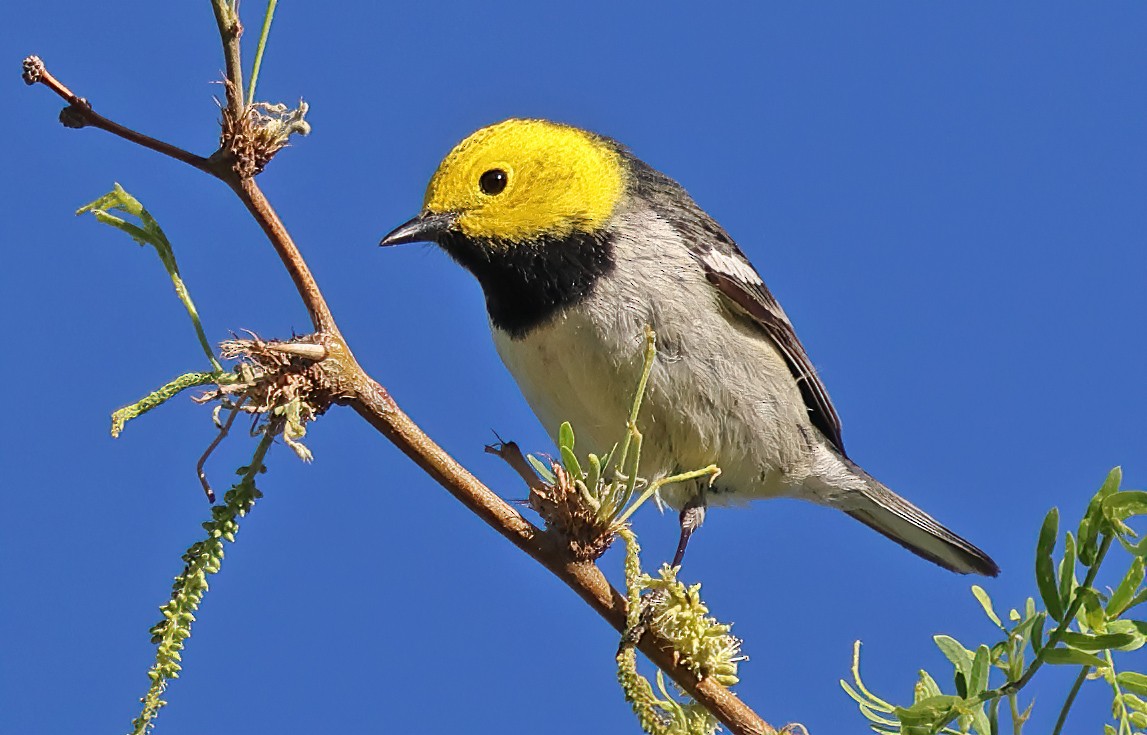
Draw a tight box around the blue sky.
[3,3,1145,733]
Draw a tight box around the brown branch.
[21,56,214,175]
[23,56,337,337]
[209,0,246,121]
[485,439,549,493]
[348,379,773,735]
[197,398,246,502]
[22,46,777,735]
[227,176,339,335]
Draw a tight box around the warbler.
[381,118,999,576]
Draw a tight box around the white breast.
[491,206,819,509]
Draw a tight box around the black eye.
[479,168,508,195]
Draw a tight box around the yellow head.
[382,119,627,246]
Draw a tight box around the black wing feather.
[702,266,846,455]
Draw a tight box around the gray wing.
[698,252,845,455]
[620,151,846,455]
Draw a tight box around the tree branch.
[209,0,246,122]
[23,56,337,336]
[349,378,772,735]
[21,56,214,175]
[227,176,339,335]
[22,49,776,735]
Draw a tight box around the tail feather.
[844,466,999,576]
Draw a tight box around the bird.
[380,118,999,577]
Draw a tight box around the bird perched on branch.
[381,118,999,577]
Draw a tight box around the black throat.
[437,230,615,339]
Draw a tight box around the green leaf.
[110,371,220,438]
[989,641,1007,669]
[79,185,150,236]
[1078,517,1096,566]
[1078,590,1106,634]
[953,671,967,698]
[558,422,575,452]
[559,445,583,480]
[78,184,221,372]
[1101,466,1124,497]
[585,453,602,491]
[1124,692,1147,715]
[862,706,894,729]
[969,704,991,735]
[895,695,963,726]
[1103,490,1147,525]
[1060,630,1136,651]
[1116,533,1147,558]
[1017,698,1035,726]
[1036,507,1065,621]
[914,669,942,702]
[839,680,869,708]
[1080,468,1121,564]
[1041,646,1106,667]
[971,585,1003,628]
[1058,531,1078,606]
[1118,672,1147,697]
[858,703,900,728]
[1032,611,1047,652]
[526,454,555,484]
[90,211,154,246]
[1108,557,1145,618]
[934,635,972,678]
[968,645,990,696]
[1037,506,1059,558]
[1013,610,1044,644]
[1100,620,1146,651]
[1121,588,1147,616]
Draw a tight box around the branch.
[227,177,339,335]
[24,56,336,336]
[349,378,772,735]
[209,0,246,121]
[22,53,775,735]
[21,57,213,175]
[485,439,550,493]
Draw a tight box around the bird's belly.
[492,309,636,461]
[491,300,815,508]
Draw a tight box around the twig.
[486,439,549,493]
[24,56,334,336]
[209,0,246,121]
[198,400,246,502]
[227,176,338,334]
[247,0,279,106]
[1050,665,1089,735]
[348,383,773,735]
[1004,535,1113,694]
[614,465,721,526]
[22,56,214,175]
[942,533,1116,733]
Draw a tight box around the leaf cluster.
[844,468,1147,735]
